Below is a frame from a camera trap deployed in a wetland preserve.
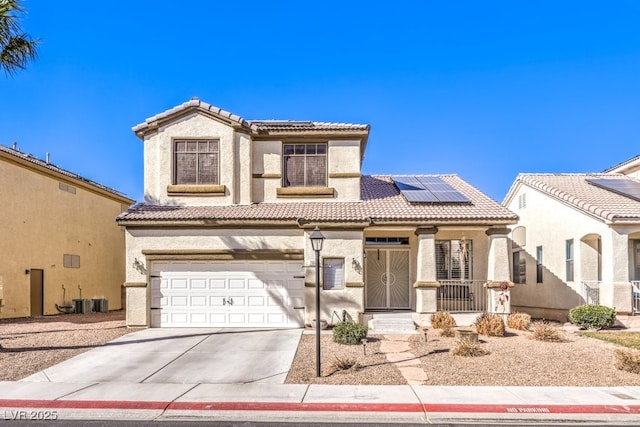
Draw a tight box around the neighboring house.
[0,144,135,319]
[504,157,640,321]
[117,98,518,328]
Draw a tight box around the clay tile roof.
[132,98,370,137]
[132,98,252,135]
[515,173,640,223]
[249,120,370,133]
[117,174,517,225]
[362,175,517,223]
[0,144,133,202]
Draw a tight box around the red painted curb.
[1,399,639,415]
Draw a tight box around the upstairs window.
[436,239,473,280]
[174,139,219,185]
[283,143,327,187]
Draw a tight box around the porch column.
[601,229,632,313]
[414,226,439,320]
[485,227,513,316]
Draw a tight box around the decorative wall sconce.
[351,257,362,274]
[24,269,30,275]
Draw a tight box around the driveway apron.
[20,328,302,384]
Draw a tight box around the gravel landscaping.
[284,325,640,386]
[1,312,639,385]
[0,310,135,381]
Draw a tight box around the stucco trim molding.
[252,173,281,179]
[485,227,511,236]
[328,172,361,179]
[413,281,440,288]
[123,282,147,288]
[485,280,514,289]
[166,184,226,196]
[142,249,304,261]
[277,187,335,198]
[346,282,364,288]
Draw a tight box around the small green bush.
[569,304,616,330]
[474,313,505,337]
[332,321,367,345]
[430,311,457,329]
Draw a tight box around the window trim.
[173,138,220,186]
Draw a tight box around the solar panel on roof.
[391,175,471,203]
[586,178,640,202]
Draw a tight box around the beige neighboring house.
[117,98,518,329]
[504,156,640,322]
[0,144,134,319]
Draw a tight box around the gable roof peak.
[132,98,251,138]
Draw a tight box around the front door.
[365,248,411,309]
[30,269,43,317]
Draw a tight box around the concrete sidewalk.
[1,381,639,424]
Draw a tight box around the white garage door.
[150,260,305,328]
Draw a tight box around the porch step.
[368,317,417,334]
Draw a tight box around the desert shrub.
[431,311,457,329]
[451,339,488,357]
[329,355,360,372]
[332,321,367,345]
[614,348,640,374]
[474,313,505,337]
[507,312,531,330]
[440,327,455,337]
[531,321,563,342]
[569,304,616,330]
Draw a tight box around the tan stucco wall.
[0,158,131,318]
[143,113,237,205]
[506,183,639,319]
[251,139,362,203]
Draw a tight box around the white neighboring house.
[117,98,518,329]
[503,156,640,322]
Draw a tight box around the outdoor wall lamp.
[309,226,325,377]
[24,269,30,275]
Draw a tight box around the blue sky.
[2,1,640,203]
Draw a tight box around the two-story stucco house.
[0,144,134,319]
[117,98,518,329]
[504,155,640,322]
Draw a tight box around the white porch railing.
[437,280,486,312]
[632,281,640,315]
[581,281,601,305]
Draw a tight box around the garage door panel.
[229,279,246,289]
[248,279,265,289]
[190,296,207,306]
[151,260,305,328]
[190,278,207,289]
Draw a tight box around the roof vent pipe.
[46,152,50,164]
[12,141,17,150]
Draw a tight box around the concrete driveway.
[20,328,302,384]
